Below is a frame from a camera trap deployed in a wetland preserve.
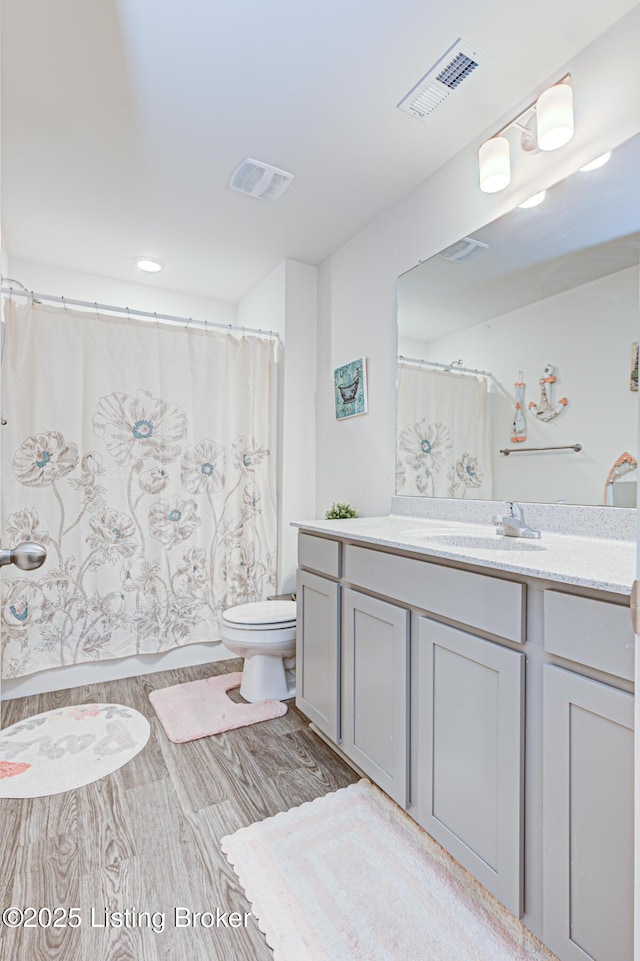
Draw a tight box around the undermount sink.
[400,527,468,537]
[409,532,545,551]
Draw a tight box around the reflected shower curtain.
[396,365,493,499]
[1,301,277,679]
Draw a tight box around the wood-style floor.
[0,659,359,961]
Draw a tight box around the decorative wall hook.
[528,364,568,422]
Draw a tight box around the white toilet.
[220,600,297,703]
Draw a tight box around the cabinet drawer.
[344,544,524,643]
[544,590,633,681]
[298,532,341,579]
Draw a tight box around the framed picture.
[631,342,638,392]
[334,357,368,420]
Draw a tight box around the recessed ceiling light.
[134,257,164,273]
[518,190,546,209]
[578,151,612,172]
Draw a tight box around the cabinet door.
[543,665,633,961]
[342,588,409,805]
[415,617,524,917]
[296,569,340,742]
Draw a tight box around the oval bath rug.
[0,703,150,798]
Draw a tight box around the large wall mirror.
[396,132,640,508]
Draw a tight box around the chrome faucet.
[493,502,541,539]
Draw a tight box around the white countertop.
[293,515,636,596]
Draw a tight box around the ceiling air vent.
[398,38,492,122]
[436,236,489,263]
[230,159,294,202]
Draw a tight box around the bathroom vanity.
[294,514,636,961]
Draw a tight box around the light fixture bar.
[491,74,570,140]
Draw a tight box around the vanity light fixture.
[134,257,164,273]
[536,83,574,151]
[518,190,546,209]
[478,76,573,194]
[578,151,612,172]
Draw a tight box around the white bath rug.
[0,703,150,798]
[222,779,558,961]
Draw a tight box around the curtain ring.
[126,306,131,323]
[185,316,192,331]
[94,301,99,317]
[61,295,67,312]
[155,312,159,329]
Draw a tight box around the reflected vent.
[437,236,490,263]
[398,38,492,122]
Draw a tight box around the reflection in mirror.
[604,452,637,507]
[396,133,640,507]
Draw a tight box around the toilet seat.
[220,622,296,646]
[222,600,296,631]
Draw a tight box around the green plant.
[324,502,358,520]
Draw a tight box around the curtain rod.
[0,282,280,341]
[398,355,494,379]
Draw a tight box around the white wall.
[315,6,640,517]
[6,258,237,325]
[238,259,318,594]
[425,266,639,505]
[281,261,317,591]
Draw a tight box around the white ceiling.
[2,0,638,304]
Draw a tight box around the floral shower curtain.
[1,301,277,679]
[396,364,493,499]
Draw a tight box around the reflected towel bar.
[500,443,582,456]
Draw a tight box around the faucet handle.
[506,501,524,520]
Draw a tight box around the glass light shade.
[134,257,164,273]
[479,136,511,193]
[536,84,574,151]
[518,190,546,209]
[579,151,611,172]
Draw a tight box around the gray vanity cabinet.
[342,587,410,805]
[414,616,525,918]
[296,527,634,961]
[295,568,341,742]
[542,665,634,961]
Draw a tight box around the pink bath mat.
[149,672,287,743]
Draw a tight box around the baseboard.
[307,722,367,779]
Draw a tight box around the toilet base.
[240,652,296,703]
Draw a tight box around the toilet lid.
[222,600,297,628]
